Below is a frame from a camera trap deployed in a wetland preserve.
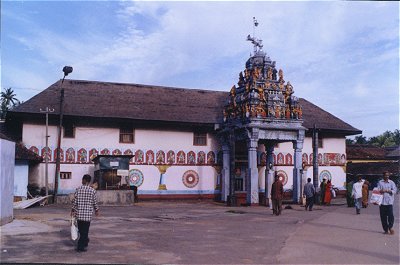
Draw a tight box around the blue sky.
[1,1,399,138]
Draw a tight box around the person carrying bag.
[70,216,79,241]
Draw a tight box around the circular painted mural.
[182,170,199,188]
[319,170,332,182]
[276,170,288,186]
[128,169,144,187]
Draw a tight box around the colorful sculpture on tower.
[223,23,302,123]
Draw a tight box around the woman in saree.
[324,180,332,205]
[362,180,369,208]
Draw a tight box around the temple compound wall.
[22,123,346,197]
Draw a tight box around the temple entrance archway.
[218,21,305,206]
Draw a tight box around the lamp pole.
[312,124,319,189]
[54,66,73,202]
[40,107,54,198]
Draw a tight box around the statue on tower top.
[246,17,263,54]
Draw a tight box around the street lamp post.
[312,124,319,189]
[40,107,54,198]
[54,66,73,202]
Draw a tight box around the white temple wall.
[257,136,347,191]
[22,123,347,195]
[22,123,220,195]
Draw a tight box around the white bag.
[70,217,79,241]
[370,188,383,205]
[331,189,336,198]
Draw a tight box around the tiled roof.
[9,79,361,135]
[386,146,400,158]
[347,144,388,160]
[347,161,399,176]
[15,143,42,162]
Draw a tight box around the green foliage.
[347,129,400,147]
[355,135,367,144]
[0,87,20,120]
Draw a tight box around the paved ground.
[1,199,399,264]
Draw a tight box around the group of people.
[349,176,370,214]
[319,178,335,205]
[349,172,397,235]
[303,177,334,211]
[270,174,331,214]
[71,171,397,253]
[346,178,370,209]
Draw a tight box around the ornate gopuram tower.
[219,19,306,206]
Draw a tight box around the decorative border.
[26,144,347,167]
[182,170,199,188]
[276,170,288,186]
[319,170,332,182]
[128,169,144,187]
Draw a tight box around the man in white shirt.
[378,171,397,235]
[352,176,364,215]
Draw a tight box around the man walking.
[352,176,364,214]
[378,171,397,235]
[71,174,99,252]
[303,178,315,211]
[271,173,284,216]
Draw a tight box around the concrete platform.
[56,190,135,205]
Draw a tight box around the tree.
[393,129,400,145]
[347,130,399,147]
[0,87,20,120]
[346,138,354,145]
[368,130,397,148]
[354,135,368,144]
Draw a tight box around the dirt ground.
[1,199,399,264]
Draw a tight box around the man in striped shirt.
[71,174,99,252]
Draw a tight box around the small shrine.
[219,18,306,206]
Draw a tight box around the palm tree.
[0,87,20,120]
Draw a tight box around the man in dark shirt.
[320,178,327,205]
[271,173,284,215]
[303,178,316,211]
[71,174,99,252]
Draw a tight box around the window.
[193,132,207,146]
[318,138,323,148]
[120,127,134,143]
[64,123,75,138]
[60,172,71,179]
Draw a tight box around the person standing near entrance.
[303,178,315,211]
[271,173,284,215]
[320,178,327,205]
[378,171,397,235]
[352,176,364,214]
[324,180,332,205]
[71,174,99,252]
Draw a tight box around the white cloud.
[1,1,398,137]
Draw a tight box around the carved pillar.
[228,133,236,206]
[300,167,307,205]
[247,138,259,205]
[214,166,222,190]
[221,144,230,202]
[292,131,305,203]
[264,145,274,206]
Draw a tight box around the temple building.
[5,30,361,205]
